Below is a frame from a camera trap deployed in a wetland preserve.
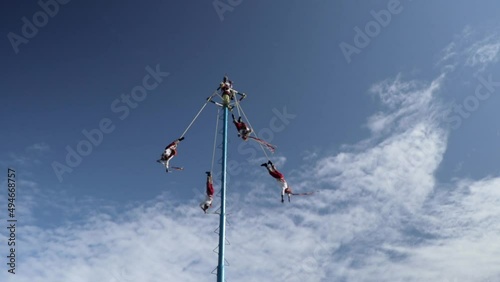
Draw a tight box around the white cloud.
[350,177,500,282]
[26,143,50,154]
[7,70,499,281]
[465,41,500,71]
[2,143,51,169]
[366,73,443,137]
[436,25,473,69]
[7,152,30,166]
[302,150,318,161]
[437,26,500,74]
[5,30,500,282]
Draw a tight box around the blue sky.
[2,0,500,281]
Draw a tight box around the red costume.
[158,137,184,172]
[232,114,252,140]
[261,161,289,203]
[200,172,214,213]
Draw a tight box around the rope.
[235,95,242,117]
[211,108,220,173]
[234,98,271,160]
[180,93,217,138]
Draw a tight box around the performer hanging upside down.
[261,160,290,203]
[200,171,215,213]
[232,114,252,140]
[261,162,315,202]
[157,137,184,172]
[231,113,277,152]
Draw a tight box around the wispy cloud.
[6,69,499,281]
[4,29,500,282]
[6,152,30,166]
[366,73,444,136]
[437,25,500,73]
[436,25,473,69]
[465,40,500,71]
[26,142,50,154]
[1,142,51,168]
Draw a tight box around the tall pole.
[217,104,228,282]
